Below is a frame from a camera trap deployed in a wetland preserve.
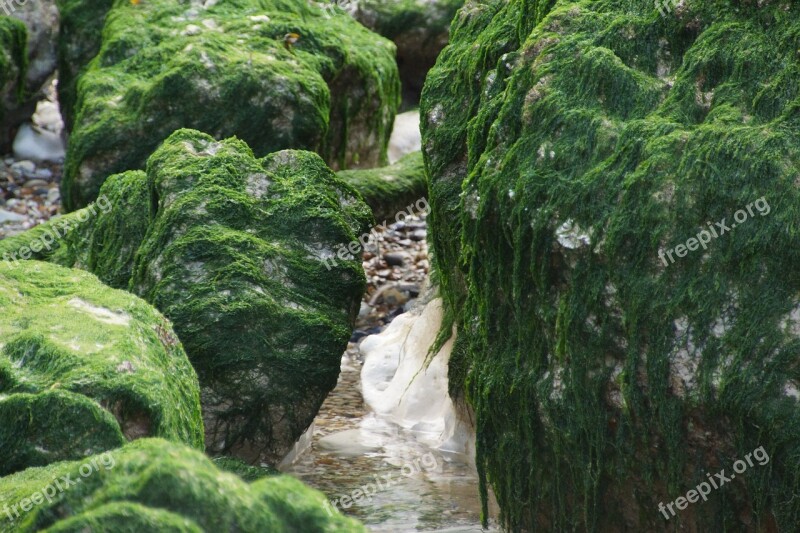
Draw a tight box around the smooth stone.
[384,252,408,266]
[0,209,27,223]
[317,429,381,457]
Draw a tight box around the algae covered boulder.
[345,0,463,100]
[0,261,203,477]
[422,0,800,530]
[0,438,366,532]
[61,0,401,211]
[0,17,27,150]
[337,151,427,221]
[2,129,373,465]
[130,129,372,464]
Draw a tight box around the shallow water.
[282,344,498,532]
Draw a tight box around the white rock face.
[360,297,476,462]
[388,110,421,164]
[12,81,65,162]
[12,123,65,163]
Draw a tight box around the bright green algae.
[59,0,401,211]
[422,0,800,530]
[2,129,373,465]
[0,438,367,532]
[0,173,149,291]
[0,261,204,476]
[337,151,427,221]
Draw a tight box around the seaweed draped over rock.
[0,261,204,477]
[0,129,373,466]
[0,438,366,532]
[421,0,800,530]
[58,0,401,211]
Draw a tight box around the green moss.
[422,0,800,530]
[213,456,279,481]
[0,177,148,290]
[61,0,400,211]
[55,0,115,129]
[0,261,204,476]
[0,17,28,145]
[337,151,427,221]
[131,129,372,464]
[0,438,366,532]
[4,129,373,466]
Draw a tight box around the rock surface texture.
[0,18,27,151]
[0,260,204,477]
[0,129,372,466]
[337,151,427,222]
[59,0,401,211]
[8,0,59,94]
[346,0,463,100]
[422,0,800,530]
[0,438,367,532]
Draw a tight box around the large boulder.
[60,0,401,211]
[0,260,203,477]
[0,438,366,532]
[422,0,800,530]
[0,17,27,151]
[344,0,463,101]
[0,129,372,465]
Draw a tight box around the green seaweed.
[422,0,800,530]
[60,0,401,211]
[0,438,366,532]
[337,151,427,222]
[3,129,373,466]
[0,16,28,147]
[0,261,204,476]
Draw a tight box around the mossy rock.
[2,129,372,465]
[60,0,401,211]
[0,176,147,291]
[0,438,366,532]
[131,129,372,464]
[346,0,463,101]
[0,17,28,150]
[55,0,115,130]
[337,150,427,222]
[422,0,800,530]
[0,261,203,477]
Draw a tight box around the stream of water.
[282,344,499,532]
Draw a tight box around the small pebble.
[383,252,408,266]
